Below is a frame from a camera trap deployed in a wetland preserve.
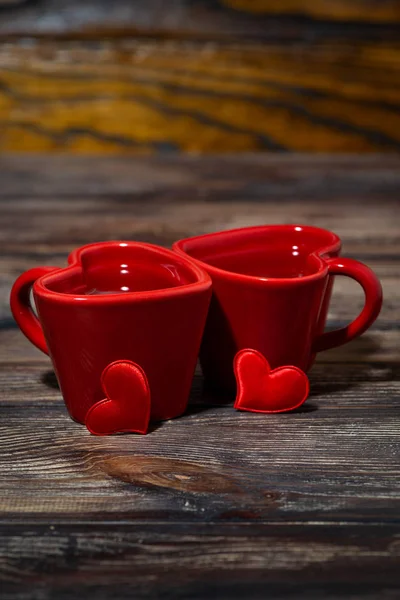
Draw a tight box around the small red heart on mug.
[234,349,309,413]
[85,360,151,435]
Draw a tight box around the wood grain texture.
[1,524,400,599]
[0,154,399,598]
[0,1,399,153]
[0,39,398,154]
[224,0,400,23]
[1,0,400,37]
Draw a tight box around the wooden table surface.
[0,154,399,599]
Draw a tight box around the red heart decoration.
[234,349,309,414]
[85,360,151,435]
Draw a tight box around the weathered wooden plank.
[0,36,399,153]
[0,358,398,522]
[1,207,398,252]
[1,154,400,197]
[1,0,400,38]
[0,187,399,251]
[1,523,399,599]
[0,405,399,517]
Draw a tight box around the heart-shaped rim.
[31,241,211,303]
[173,224,341,286]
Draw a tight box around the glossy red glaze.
[174,225,383,391]
[234,349,309,413]
[85,360,151,436]
[10,241,212,423]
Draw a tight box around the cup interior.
[178,226,339,279]
[44,244,200,295]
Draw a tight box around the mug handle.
[10,267,60,355]
[312,257,382,353]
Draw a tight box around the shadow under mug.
[173,225,383,391]
[10,241,212,423]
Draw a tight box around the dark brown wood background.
[0,0,399,153]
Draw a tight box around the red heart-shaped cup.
[85,360,151,435]
[234,349,309,414]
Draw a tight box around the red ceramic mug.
[173,225,383,391]
[10,241,211,423]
